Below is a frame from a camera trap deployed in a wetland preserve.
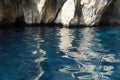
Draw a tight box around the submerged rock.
[0,0,120,26]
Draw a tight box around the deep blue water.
[0,26,120,80]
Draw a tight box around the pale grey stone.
[1,0,120,26]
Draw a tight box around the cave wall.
[102,0,120,24]
[0,0,119,26]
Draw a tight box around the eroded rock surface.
[0,1,2,21]
[102,0,120,24]
[0,0,120,26]
[0,0,18,24]
[55,0,76,26]
[79,0,112,26]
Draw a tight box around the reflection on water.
[58,27,115,80]
[0,26,120,80]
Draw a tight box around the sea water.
[0,26,120,80]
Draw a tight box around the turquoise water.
[0,26,120,80]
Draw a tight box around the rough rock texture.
[0,0,18,24]
[0,0,120,26]
[0,1,2,21]
[102,0,120,24]
[21,0,44,24]
[79,0,112,26]
[42,0,66,23]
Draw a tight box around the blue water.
[0,26,120,80]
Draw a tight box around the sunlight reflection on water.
[57,27,116,80]
[28,27,120,80]
[0,26,120,80]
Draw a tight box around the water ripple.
[0,26,120,80]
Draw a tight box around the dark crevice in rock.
[0,0,120,27]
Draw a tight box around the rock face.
[0,0,18,24]
[0,0,120,26]
[0,1,2,21]
[102,0,120,24]
[79,0,112,26]
[55,0,76,26]
[21,0,45,24]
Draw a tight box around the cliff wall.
[0,0,119,26]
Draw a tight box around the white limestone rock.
[42,0,66,23]
[0,0,119,26]
[21,0,46,24]
[79,0,112,26]
[55,0,76,26]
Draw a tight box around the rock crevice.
[0,0,119,26]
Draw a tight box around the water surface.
[0,26,120,80]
